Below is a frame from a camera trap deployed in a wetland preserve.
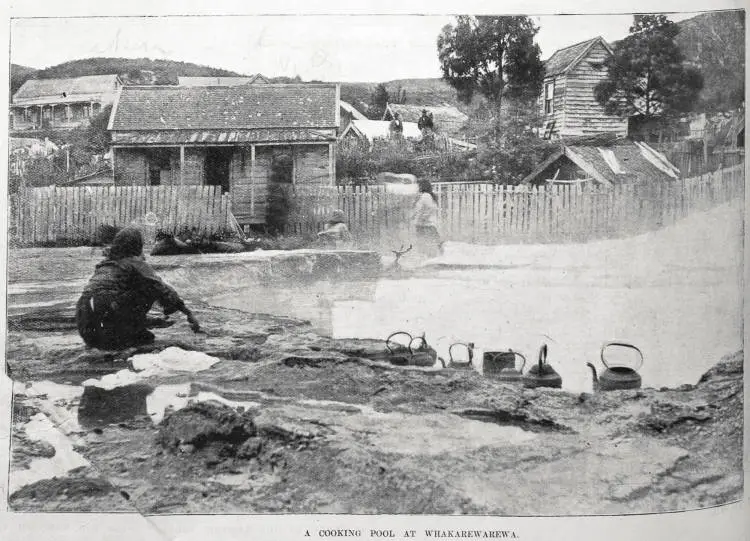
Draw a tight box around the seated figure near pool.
[75,227,202,350]
[317,210,353,249]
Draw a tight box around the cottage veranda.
[107,83,340,226]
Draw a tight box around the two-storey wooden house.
[540,37,628,139]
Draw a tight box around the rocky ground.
[5,298,743,515]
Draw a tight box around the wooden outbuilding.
[107,83,339,225]
[176,75,270,86]
[521,135,680,186]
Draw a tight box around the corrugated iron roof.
[342,119,422,141]
[111,128,337,145]
[13,74,120,102]
[109,84,339,131]
[544,37,609,77]
[340,101,367,120]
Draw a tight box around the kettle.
[385,331,413,366]
[522,344,563,389]
[409,333,438,367]
[443,342,475,370]
[483,350,518,378]
[586,342,643,391]
[493,351,527,383]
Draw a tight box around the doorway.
[204,148,233,194]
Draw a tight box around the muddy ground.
[6,296,743,515]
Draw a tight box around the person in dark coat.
[389,112,404,139]
[418,109,434,131]
[76,227,201,350]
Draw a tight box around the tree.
[366,83,407,120]
[437,16,544,107]
[595,14,704,121]
[465,100,556,184]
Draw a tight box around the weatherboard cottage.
[11,74,123,131]
[107,83,340,226]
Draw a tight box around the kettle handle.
[538,343,548,370]
[511,350,527,371]
[408,333,429,355]
[448,343,473,365]
[600,342,644,371]
[385,331,413,355]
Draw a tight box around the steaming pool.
[209,202,743,394]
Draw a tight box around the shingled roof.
[13,74,121,105]
[522,138,680,186]
[108,84,339,132]
[544,37,612,77]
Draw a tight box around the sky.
[7,10,730,82]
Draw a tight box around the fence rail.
[11,185,231,246]
[283,164,745,246]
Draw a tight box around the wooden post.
[180,145,185,185]
[250,145,256,220]
[110,147,117,186]
[329,143,335,185]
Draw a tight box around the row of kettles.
[384,332,644,391]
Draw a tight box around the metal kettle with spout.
[586,342,643,391]
[385,331,438,367]
[522,344,563,389]
[443,342,475,370]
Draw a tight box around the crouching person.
[76,227,202,350]
[317,210,353,249]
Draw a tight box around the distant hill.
[10,11,744,114]
[609,11,744,112]
[10,64,38,94]
[674,10,745,111]
[340,78,469,118]
[20,57,246,86]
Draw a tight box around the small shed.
[540,37,628,139]
[176,75,270,86]
[339,100,367,132]
[108,83,339,225]
[382,103,468,137]
[521,135,680,186]
[340,119,422,145]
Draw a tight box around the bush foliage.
[337,99,557,185]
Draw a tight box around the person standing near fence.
[317,209,353,249]
[413,178,443,258]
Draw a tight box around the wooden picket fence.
[9,164,744,247]
[11,185,231,246]
[283,163,745,246]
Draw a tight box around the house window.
[146,149,175,186]
[544,81,555,115]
